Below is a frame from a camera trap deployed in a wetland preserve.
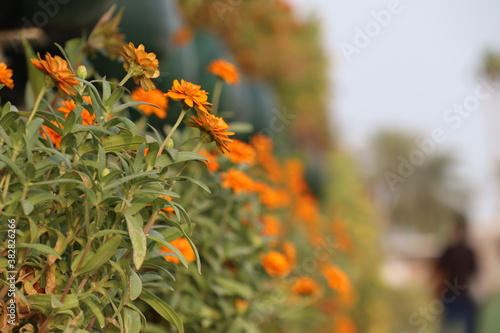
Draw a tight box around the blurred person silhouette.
[434,213,478,333]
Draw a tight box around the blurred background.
[1,0,499,332]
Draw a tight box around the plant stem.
[118,73,132,86]
[211,78,223,115]
[27,85,47,125]
[159,107,189,153]
[118,72,132,86]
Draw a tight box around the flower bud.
[77,65,88,79]
[101,167,111,177]
[166,139,174,148]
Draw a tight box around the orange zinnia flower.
[250,133,273,155]
[166,79,211,114]
[172,25,193,46]
[226,139,256,165]
[207,59,240,85]
[334,316,356,333]
[121,42,159,91]
[131,87,168,118]
[282,241,297,265]
[31,53,79,96]
[198,150,220,172]
[185,112,234,153]
[261,251,292,277]
[40,121,63,148]
[256,184,290,210]
[321,264,351,295]
[284,159,308,194]
[261,214,281,237]
[0,62,14,89]
[158,195,175,216]
[291,277,321,295]
[295,194,320,225]
[58,96,95,125]
[221,169,254,194]
[159,238,195,264]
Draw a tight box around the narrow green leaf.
[17,242,61,259]
[82,297,105,328]
[102,135,146,153]
[76,236,122,276]
[124,214,146,270]
[139,289,184,333]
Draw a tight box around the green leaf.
[102,135,146,152]
[82,297,105,328]
[123,307,141,333]
[103,170,158,191]
[129,270,142,301]
[139,289,184,333]
[214,277,253,298]
[76,236,122,276]
[147,235,189,268]
[170,176,211,193]
[27,294,79,315]
[124,214,147,270]
[20,200,34,215]
[0,154,25,183]
[17,242,62,259]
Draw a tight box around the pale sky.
[289,0,500,223]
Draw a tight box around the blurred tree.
[368,130,468,234]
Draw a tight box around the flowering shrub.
[0,8,356,333]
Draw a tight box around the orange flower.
[158,195,175,216]
[198,150,220,172]
[185,112,234,153]
[121,42,159,91]
[291,277,321,295]
[58,96,95,125]
[334,316,356,333]
[282,241,297,265]
[207,59,240,85]
[321,264,351,295]
[0,62,14,89]
[40,121,63,148]
[331,220,352,253]
[284,159,308,194]
[235,299,249,313]
[131,87,168,118]
[226,139,256,165]
[256,184,290,209]
[31,53,79,96]
[166,79,211,114]
[221,169,254,194]
[294,194,320,225]
[172,25,193,46]
[250,134,282,182]
[250,134,273,155]
[262,251,292,277]
[261,214,281,237]
[159,238,195,264]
